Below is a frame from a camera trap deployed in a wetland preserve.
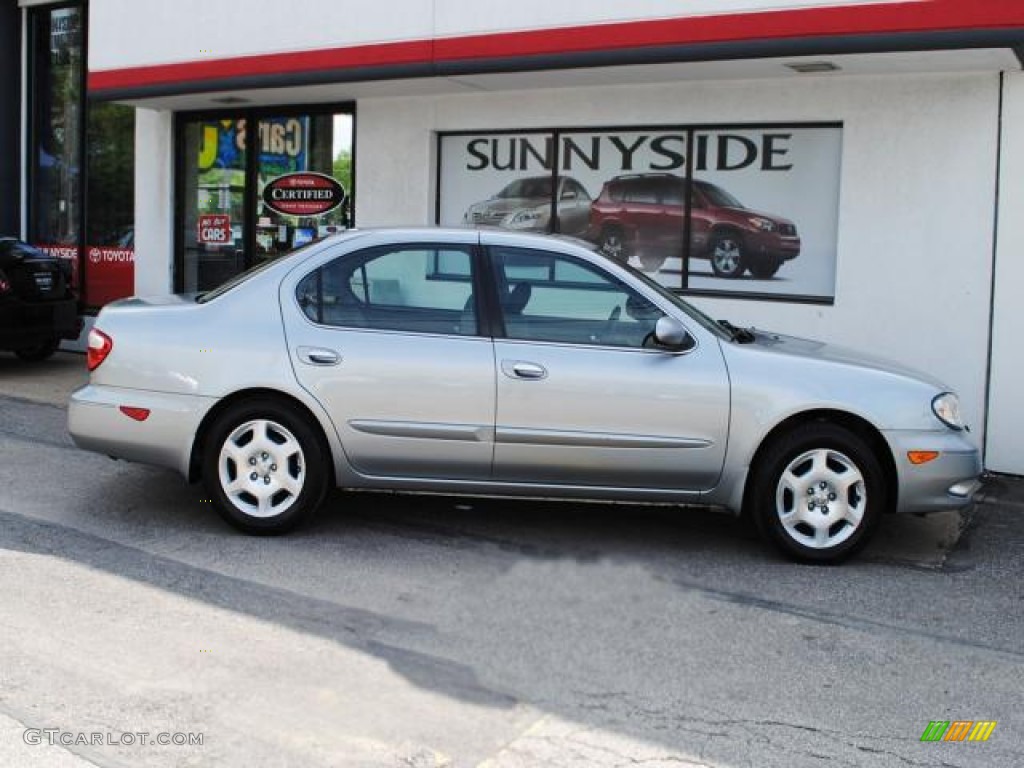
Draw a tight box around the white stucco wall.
[134,108,175,297]
[986,71,1024,474]
[356,73,999,440]
[87,0,901,72]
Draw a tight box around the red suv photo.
[588,173,800,278]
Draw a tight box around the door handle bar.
[501,360,547,380]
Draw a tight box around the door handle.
[297,346,341,366]
[501,360,547,380]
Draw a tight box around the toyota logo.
[89,248,102,264]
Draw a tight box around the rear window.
[0,239,45,263]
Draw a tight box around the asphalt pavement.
[1,351,1022,767]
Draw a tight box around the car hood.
[722,206,795,227]
[744,330,947,390]
[470,197,546,214]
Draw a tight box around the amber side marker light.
[119,406,151,422]
[908,451,940,465]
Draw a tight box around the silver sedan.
[68,228,981,562]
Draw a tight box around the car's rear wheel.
[709,232,746,278]
[14,337,60,362]
[747,255,781,279]
[203,398,329,534]
[749,422,885,563]
[599,226,630,265]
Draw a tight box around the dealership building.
[3,0,1024,475]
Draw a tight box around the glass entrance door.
[256,113,352,263]
[176,107,353,293]
[179,118,249,293]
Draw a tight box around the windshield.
[697,181,745,210]
[497,178,553,199]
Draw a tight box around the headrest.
[504,282,532,314]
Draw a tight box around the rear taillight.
[0,268,10,295]
[87,328,113,371]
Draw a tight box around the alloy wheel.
[712,239,742,276]
[217,419,306,518]
[774,448,867,550]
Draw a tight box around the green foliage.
[333,149,352,194]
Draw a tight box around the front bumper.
[884,429,983,514]
[747,232,801,262]
[68,384,216,478]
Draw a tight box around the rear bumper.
[0,297,80,348]
[885,429,983,514]
[68,384,216,477]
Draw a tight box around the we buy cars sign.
[197,214,232,246]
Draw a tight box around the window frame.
[26,1,87,310]
[173,101,356,294]
[436,123,843,305]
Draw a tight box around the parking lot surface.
[1,353,1022,767]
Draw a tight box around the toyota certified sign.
[262,172,345,217]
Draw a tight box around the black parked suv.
[0,238,80,361]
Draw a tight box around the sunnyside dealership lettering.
[465,133,794,172]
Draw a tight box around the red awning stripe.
[87,0,1024,94]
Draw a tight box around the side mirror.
[654,316,690,351]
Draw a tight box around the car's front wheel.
[709,232,746,278]
[203,398,330,534]
[747,255,781,279]
[599,226,630,265]
[749,423,885,563]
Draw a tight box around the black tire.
[14,338,60,362]
[599,226,630,265]
[637,252,667,272]
[747,255,781,279]
[748,422,886,563]
[202,398,330,535]
[709,232,746,278]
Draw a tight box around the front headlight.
[932,392,965,431]
[509,210,542,225]
[748,216,776,232]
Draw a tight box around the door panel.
[493,340,728,490]
[487,244,729,491]
[291,328,496,479]
[285,242,496,480]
